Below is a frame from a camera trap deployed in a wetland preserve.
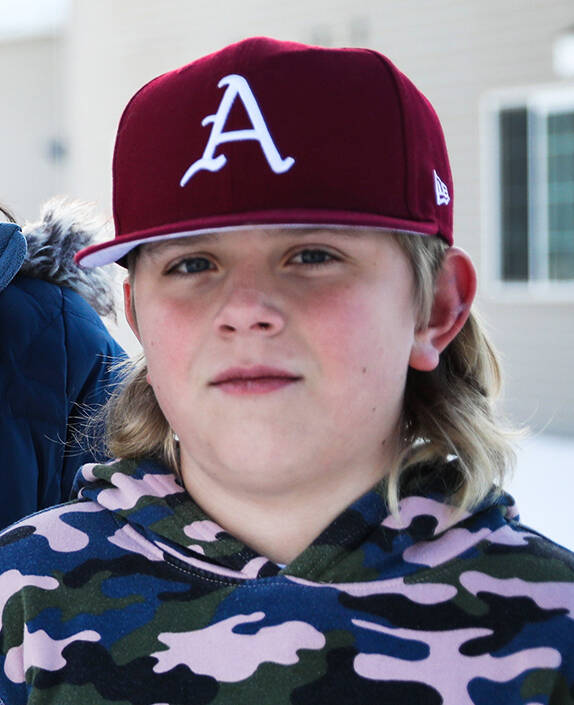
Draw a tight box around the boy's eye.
[170,256,214,274]
[290,248,337,265]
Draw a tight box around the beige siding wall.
[485,302,574,433]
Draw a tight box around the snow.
[508,435,574,551]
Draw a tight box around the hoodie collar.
[74,457,519,584]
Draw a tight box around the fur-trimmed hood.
[17,198,118,319]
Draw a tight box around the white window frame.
[481,83,574,302]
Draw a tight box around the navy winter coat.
[0,274,125,528]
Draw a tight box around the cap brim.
[75,210,441,268]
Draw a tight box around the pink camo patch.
[242,557,272,579]
[353,619,560,705]
[286,575,457,604]
[403,528,492,568]
[460,571,574,618]
[0,571,58,631]
[4,625,100,683]
[77,463,100,483]
[183,520,223,543]
[382,497,466,534]
[486,525,532,547]
[108,525,165,561]
[187,544,205,555]
[22,503,104,553]
[152,612,325,681]
[97,472,183,511]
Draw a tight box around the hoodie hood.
[73,457,520,583]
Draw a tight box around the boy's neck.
[179,455,389,565]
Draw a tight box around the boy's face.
[125,227,422,496]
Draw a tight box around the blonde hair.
[101,232,515,512]
[386,233,515,513]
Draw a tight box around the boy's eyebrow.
[143,233,223,255]
[141,227,361,257]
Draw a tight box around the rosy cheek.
[305,290,377,362]
[308,284,414,382]
[138,305,190,366]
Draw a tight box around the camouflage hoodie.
[0,457,572,705]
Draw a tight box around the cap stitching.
[365,50,415,222]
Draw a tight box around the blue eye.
[292,249,336,265]
[171,256,213,274]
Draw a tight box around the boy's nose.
[214,287,286,337]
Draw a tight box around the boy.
[0,37,572,705]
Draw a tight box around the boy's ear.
[123,279,153,385]
[409,247,477,372]
[123,279,141,342]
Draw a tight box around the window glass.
[547,111,574,280]
[499,108,529,281]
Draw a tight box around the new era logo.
[433,170,450,206]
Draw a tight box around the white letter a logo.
[180,74,295,187]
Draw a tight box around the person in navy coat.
[0,199,125,529]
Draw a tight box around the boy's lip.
[209,366,302,385]
[209,366,303,396]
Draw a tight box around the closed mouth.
[210,366,301,385]
[209,366,302,394]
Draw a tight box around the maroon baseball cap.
[76,36,453,267]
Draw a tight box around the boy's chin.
[181,437,329,491]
